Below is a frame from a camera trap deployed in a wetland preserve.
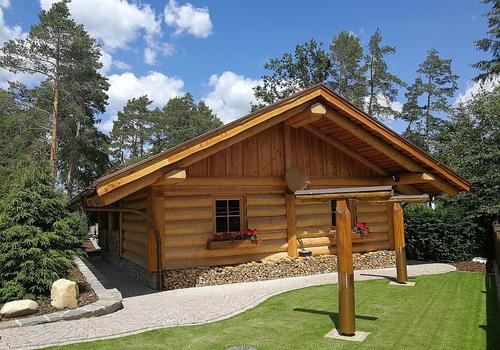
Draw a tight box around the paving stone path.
[0,262,455,349]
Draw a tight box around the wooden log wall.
[163,194,288,270]
[130,121,398,270]
[296,200,333,253]
[354,201,392,248]
[120,194,148,268]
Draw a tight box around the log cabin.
[72,84,470,299]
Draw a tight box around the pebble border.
[0,258,123,329]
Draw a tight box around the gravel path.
[0,262,455,349]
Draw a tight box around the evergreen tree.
[401,49,459,151]
[0,1,109,180]
[150,93,222,152]
[0,160,87,302]
[473,0,499,82]
[364,29,405,119]
[329,31,367,109]
[110,96,153,165]
[253,39,331,108]
[0,88,48,196]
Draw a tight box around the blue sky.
[0,0,494,133]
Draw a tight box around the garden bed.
[450,261,492,273]
[0,266,97,321]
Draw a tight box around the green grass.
[54,272,500,350]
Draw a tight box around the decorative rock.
[51,279,79,309]
[0,299,38,318]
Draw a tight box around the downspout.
[83,207,163,291]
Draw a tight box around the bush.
[0,162,88,302]
[404,204,485,262]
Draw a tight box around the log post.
[284,125,298,257]
[286,193,298,257]
[146,190,165,272]
[336,199,355,336]
[393,202,408,283]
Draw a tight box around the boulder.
[0,299,38,318]
[51,279,79,309]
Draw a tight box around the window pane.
[331,200,337,227]
[228,216,241,231]
[215,200,228,216]
[228,200,240,216]
[216,216,228,233]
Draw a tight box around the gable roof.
[77,84,470,207]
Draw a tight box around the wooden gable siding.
[187,123,378,178]
[187,124,285,177]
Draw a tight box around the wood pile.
[163,250,395,290]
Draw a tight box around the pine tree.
[150,93,222,152]
[0,1,109,180]
[329,31,367,109]
[110,96,153,165]
[473,0,499,82]
[401,49,459,151]
[364,29,405,119]
[253,39,331,108]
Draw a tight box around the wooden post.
[146,190,165,272]
[284,125,298,257]
[393,202,408,283]
[336,199,355,336]
[286,193,298,257]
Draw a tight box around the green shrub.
[404,204,484,262]
[0,162,87,302]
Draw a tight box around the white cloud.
[100,71,184,132]
[113,60,130,70]
[0,8,21,45]
[164,0,212,38]
[40,0,161,50]
[0,8,39,88]
[99,49,131,74]
[455,76,500,105]
[99,49,113,74]
[203,71,261,123]
[105,70,184,116]
[0,0,10,8]
[0,68,44,89]
[144,47,157,65]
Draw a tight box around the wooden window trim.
[213,197,245,233]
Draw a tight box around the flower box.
[207,239,260,250]
[207,229,259,250]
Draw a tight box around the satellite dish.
[285,166,309,192]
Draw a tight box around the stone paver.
[0,262,455,350]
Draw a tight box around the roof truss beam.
[324,109,459,197]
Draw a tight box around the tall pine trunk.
[50,41,60,180]
[50,79,59,179]
[66,119,81,197]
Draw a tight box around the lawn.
[53,272,499,350]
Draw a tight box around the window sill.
[207,239,259,250]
